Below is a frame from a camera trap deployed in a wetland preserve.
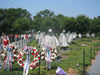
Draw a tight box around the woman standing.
[2,35,10,48]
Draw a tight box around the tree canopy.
[0,8,100,34]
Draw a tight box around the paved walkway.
[86,52,100,75]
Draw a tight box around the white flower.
[34,58,36,60]
[37,55,40,57]
[41,52,44,55]
[19,63,22,66]
[55,49,57,53]
[51,57,54,59]
[1,54,6,57]
[13,54,17,57]
[30,67,33,70]
[34,51,36,53]
[3,48,6,51]
[20,58,22,60]
[23,62,25,64]
[33,63,35,65]
[33,47,36,50]
[35,58,38,60]
[37,60,39,63]
[41,56,44,59]
[20,52,24,55]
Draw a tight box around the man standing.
[1,32,5,50]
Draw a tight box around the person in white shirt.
[24,34,26,40]
[21,34,24,39]
[28,34,31,39]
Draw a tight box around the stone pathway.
[86,52,100,75]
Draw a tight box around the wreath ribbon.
[4,46,13,70]
[23,46,32,75]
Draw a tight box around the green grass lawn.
[0,37,100,75]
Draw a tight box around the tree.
[13,18,31,31]
[76,15,91,34]
[33,9,55,19]
[0,8,32,33]
[91,17,100,33]
[60,17,77,33]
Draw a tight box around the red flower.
[19,60,22,63]
[1,52,3,54]
[35,60,37,62]
[50,48,52,50]
[20,65,23,68]
[18,56,21,59]
[13,51,17,54]
[17,58,19,61]
[16,49,18,50]
[35,53,38,56]
[55,53,57,54]
[12,46,15,50]
[38,57,40,60]
[41,54,44,56]
[13,56,15,58]
[35,63,38,66]
[37,52,39,54]
[32,53,34,56]
[32,61,34,63]
[19,54,22,57]
[22,63,24,66]
[32,66,35,68]
[35,55,37,58]
[33,49,36,51]
[30,65,33,67]
[22,59,24,61]
[2,59,4,60]
[20,64,24,68]
[5,56,7,60]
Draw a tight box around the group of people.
[15,33,33,41]
[0,32,35,50]
[35,29,77,49]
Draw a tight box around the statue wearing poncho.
[4,46,13,71]
[59,30,69,47]
[35,31,41,42]
[42,29,59,48]
[79,33,82,38]
[68,32,73,44]
[42,29,59,70]
[87,33,90,37]
[38,32,45,46]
